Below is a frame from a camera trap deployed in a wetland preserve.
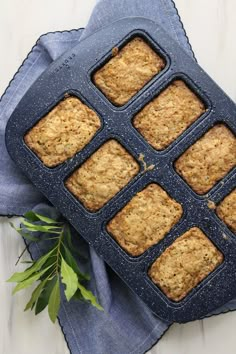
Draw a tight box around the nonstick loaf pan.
[5,17,236,323]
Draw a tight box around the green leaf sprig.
[7,211,103,323]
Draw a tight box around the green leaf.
[64,225,87,260]
[7,248,55,283]
[23,210,39,222]
[64,225,74,250]
[35,277,56,315]
[18,231,40,242]
[21,220,62,233]
[39,253,57,279]
[12,265,52,294]
[63,245,90,281]
[61,257,78,301]
[48,277,60,323]
[77,283,103,311]
[24,278,47,311]
[10,222,40,241]
[34,213,61,225]
[24,211,61,225]
[23,211,40,222]
[72,289,86,302]
[19,227,61,235]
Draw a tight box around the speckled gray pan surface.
[5,17,236,323]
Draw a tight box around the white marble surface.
[1,1,236,353]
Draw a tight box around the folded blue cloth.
[1,1,236,353]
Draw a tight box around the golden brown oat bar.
[24,97,101,167]
[149,227,223,301]
[107,183,183,256]
[175,124,236,194]
[133,80,205,150]
[93,37,165,106]
[216,189,236,233]
[65,140,139,211]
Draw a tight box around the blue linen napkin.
[1,1,236,353]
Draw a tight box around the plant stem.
[55,227,64,275]
[15,243,31,266]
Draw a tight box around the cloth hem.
[0,27,84,105]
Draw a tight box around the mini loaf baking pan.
[5,17,236,323]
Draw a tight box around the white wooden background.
[1,1,236,353]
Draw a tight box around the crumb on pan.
[24,96,101,167]
[133,80,205,150]
[148,227,223,301]
[222,233,228,240]
[112,47,119,57]
[138,153,155,172]
[65,140,139,211]
[107,183,183,256]
[207,200,216,210]
[93,37,165,106]
[216,189,236,233]
[175,124,236,194]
